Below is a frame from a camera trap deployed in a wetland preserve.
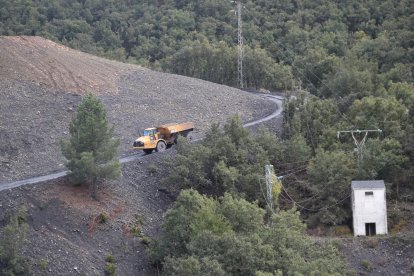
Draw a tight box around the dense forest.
[0,0,412,90]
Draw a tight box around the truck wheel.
[156,141,167,152]
[143,149,153,154]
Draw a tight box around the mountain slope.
[0,36,274,182]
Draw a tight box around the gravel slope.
[0,36,273,183]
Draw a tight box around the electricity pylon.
[236,0,244,88]
[337,129,382,167]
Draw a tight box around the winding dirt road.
[0,94,283,192]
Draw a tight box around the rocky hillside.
[0,36,274,183]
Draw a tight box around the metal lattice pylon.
[236,0,244,88]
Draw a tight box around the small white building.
[351,180,387,236]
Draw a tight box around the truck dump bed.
[157,122,194,135]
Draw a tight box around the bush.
[98,213,109,223]
[361,259,372,272]
[105,262,116,276]
[130,213,144,237]
[0,207,31,275]
[105,253,116,276]
[106,253,115,263]
[39,259,48,269]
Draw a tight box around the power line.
[337,129,382,167]
[279,179,351,212]
[241,7,354,125]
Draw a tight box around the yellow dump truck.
[133,122,194,154]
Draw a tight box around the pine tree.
[61,94,120,199]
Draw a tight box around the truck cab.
[133,127,159,153]
[133,122,194,154]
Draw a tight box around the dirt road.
[0,94,283,192]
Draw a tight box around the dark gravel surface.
[0,71,273,183]
[0,151,175,276]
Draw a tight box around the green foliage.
[152,190,346,275]
[307,150,357,225]
[361,259,372,272]
[105,262,116,276]
[39,259,48,270]
[130,213,144,237]
[98,213,108,224]
[0,207,31,276]
[164,115,270,201]
[105,253,116,276]
[61,94,120,198]
[105,254,115,264]
[2,0,411,91]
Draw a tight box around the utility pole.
[236,0,244,88]
[337,129,382,167]
[265,165,275,213]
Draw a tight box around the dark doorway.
[365,223,376,236]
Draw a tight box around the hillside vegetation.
[1,0,414,275]
[0,0,412,91]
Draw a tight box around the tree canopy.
[61,93,120,198]
[151,189,346,275]
[1,0,412,91]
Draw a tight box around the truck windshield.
[143,129,154,136]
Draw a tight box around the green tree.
[307,150,357,225]
[153,190,346,275]
[61,94,120,199]
[0,207,31,276]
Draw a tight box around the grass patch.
[39,259,48,269]
[361,259,373,272]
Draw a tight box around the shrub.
[98,213,109,223]
[130,213,143,237]
[141,235,151,247]
[39,259,48,269]
[105,262,116,276]
[0,207,31,275]
[106,253,115,263]
[361,259,372,272]
[105,253,116,276]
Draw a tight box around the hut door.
[365,223,376,236]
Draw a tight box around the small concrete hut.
[351,180,387,236]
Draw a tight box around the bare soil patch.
[0,36,136,94]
